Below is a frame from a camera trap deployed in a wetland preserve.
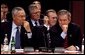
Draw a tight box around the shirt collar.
[1,19,7,23]
[31,19,39,26]
[12,21,21,29]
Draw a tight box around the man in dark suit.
[43,9,57,51]
[27,3,43,27]
[50,9,82,52]
[1,7,32,50]
[27,4,48,50]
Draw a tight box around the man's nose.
[22,17,25,20]
[61,21,65,24]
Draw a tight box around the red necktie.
[64,35,68,48]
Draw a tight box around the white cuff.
[61,32,67,39]
[27,32,32,39]
[75,46,80,51]
[44,24,50,30]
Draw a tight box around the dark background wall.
[1,0,70,14]
[1,0,84,35]
[71,1,84,35]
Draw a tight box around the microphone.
[47,31,51,47]
[38,26,48,52]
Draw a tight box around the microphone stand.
[46,27,52,53]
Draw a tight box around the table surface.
[1,51,83,54]
[1,46,84,54]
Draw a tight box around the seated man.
[50,9,82,51]
[1,7,32,50]
[27,4,48,50]
[43,9,57,49]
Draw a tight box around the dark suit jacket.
[1,22,8,44]
[27,18,48,49]
[50,22,82,51]
[1,21,33,48]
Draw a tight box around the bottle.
[11,36,16,54]
[3,34,9,52]
[82,37,84,54]
[4,34,8,45]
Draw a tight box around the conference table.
[1,51,83,54]
[1,47,83,54]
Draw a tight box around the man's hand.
[64,45,78,54]
[44,16,49,25]
[61,25,68,32]
[23,21,31,32]
[66,45,76,51]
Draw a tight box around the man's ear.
[68,17,71,23]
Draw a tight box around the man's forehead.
[15,10,25,15]
[32,9,40,13]
[48,12,57,16]
[59,14,68,18]
[59,16,68,20]
[1,4,8,8]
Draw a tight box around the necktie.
[47,32,51,48]
[15,27,21,49]
[64,35,68,48]
[35,21,38,26]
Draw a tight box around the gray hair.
[33,1,40,4]
[12,7,25,17]
[57,9,71,20]
[46,9,57,16]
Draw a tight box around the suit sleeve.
[73,26,82,51]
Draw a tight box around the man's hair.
[32,1,40,4]
[57,9,71,20]
[12,7,25,17]
[28,4,37,13]
[46,9,56,16]
[1,3,8,8]
[32,1,41,10]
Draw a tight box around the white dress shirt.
[61,32,67,39]
[1,19,7,23]
[31,19,40,26]
[9,22,20,50]
[44,24,50,30]
[8,22,32,50]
